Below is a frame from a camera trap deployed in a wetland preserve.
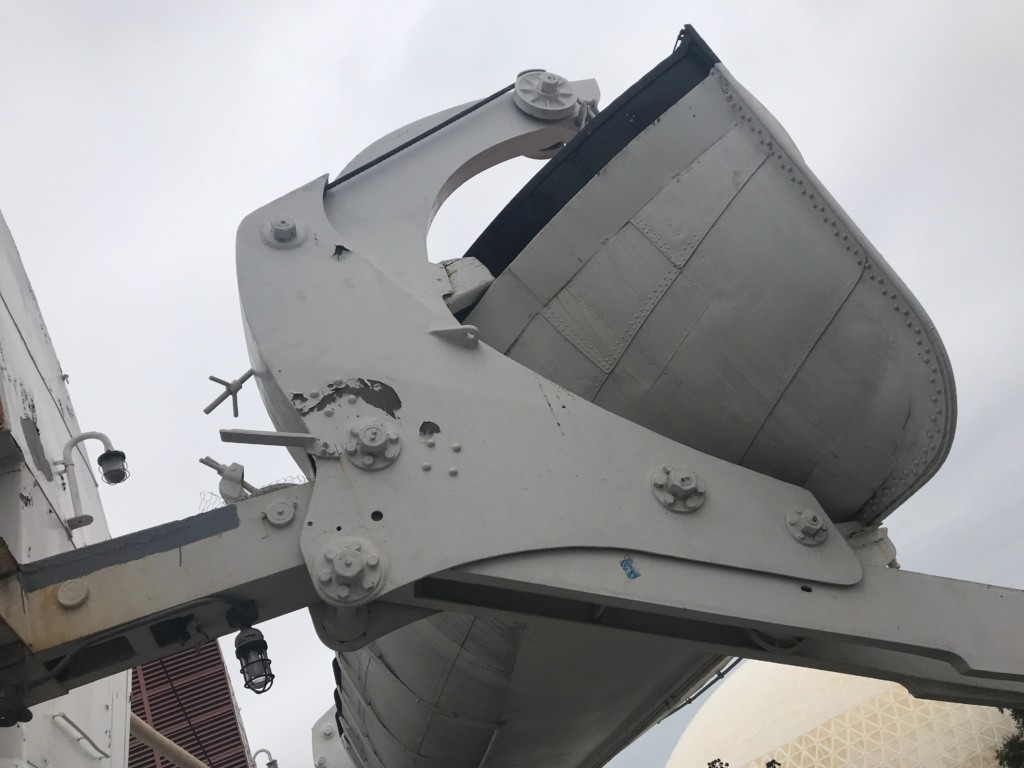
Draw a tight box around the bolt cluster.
[652,464,706,512]
[315,538,383,604]
[344,421,400,470]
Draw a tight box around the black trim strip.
[20,505,240,591]
[464,25,720,277]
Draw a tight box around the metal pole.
[129,711,208,768]
[60,431,115,527]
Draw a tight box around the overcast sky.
[1,2,1023,767]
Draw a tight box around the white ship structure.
[0,25,1020,768]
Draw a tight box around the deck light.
[235,627,274,694]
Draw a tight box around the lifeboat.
[327,26,956,768]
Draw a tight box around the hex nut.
[786,508,828,546]
[313,536,385,606]
[345,420,400,471]
[271,216,297,242]
[513,71,577,120]
[260,215,308,250]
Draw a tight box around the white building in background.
[667,662,1014,768]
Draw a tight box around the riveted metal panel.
[468,55,954,525]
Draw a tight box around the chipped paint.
[19,505,240,591]
[291,378,402,418]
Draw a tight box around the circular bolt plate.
[650,464,706,513]
[265,500,295,528]
[345,420,400,471]
[513,71,576,120]
[786,508,828,546]
[313,536,385,606]
[57,579,89,609]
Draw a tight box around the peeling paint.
[291,378,402,418]
[419,421,440,437]
[19,417,52,482]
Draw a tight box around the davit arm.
[0,70,1020,728]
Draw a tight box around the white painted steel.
[129,711,208,768]
[311,707,356,768]
[0,212,130,768]
[469,64,954,526]
[226,59,1017,768]
[0,36,1016,768]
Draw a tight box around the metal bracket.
[204,369,254,417]
[428,325,480,349]
[225,78,1024,709]
[220,428,316,448]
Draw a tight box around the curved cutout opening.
[426,155,538,265]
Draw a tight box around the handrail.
[52,711,111,759]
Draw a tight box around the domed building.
[667,662,1014,768]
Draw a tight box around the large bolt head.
[539,72,560,94]
[797,509,823,536]
[650,464,706,512]
[271,216,297,242]
[345,421,401,471]
[666,470,697,500]
[513,70,577,120]
[332,550,365,581]
[785,508,828,546]
[313,536,385,606]
[666,469,706,511]
[261,215,307,250]
[265,500,295,528]
[357,424,387,456]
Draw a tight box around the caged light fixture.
[234,627,274,694]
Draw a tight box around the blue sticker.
[620,557,641,580]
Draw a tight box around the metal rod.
[204,368,254,416]
[52,712,111,758]
[199,456,258,494]
[476,724,501,768]
[129,711,208,768]
[59,431,115,534]
[220,428,316,448]
[325,83,514,191]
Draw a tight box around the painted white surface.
[0,214,130,768]
[0,3,1021,766]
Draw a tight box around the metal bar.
[219,428,315,448]
[403,551,1024,706]
[0,484,316,708]
[476,724,501,768]
[129,711,207,768]
[52,712,111,759]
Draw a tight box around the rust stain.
[0,537,17,577]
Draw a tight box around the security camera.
[97,450,129,485]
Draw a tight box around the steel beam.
[0,484,314,709]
